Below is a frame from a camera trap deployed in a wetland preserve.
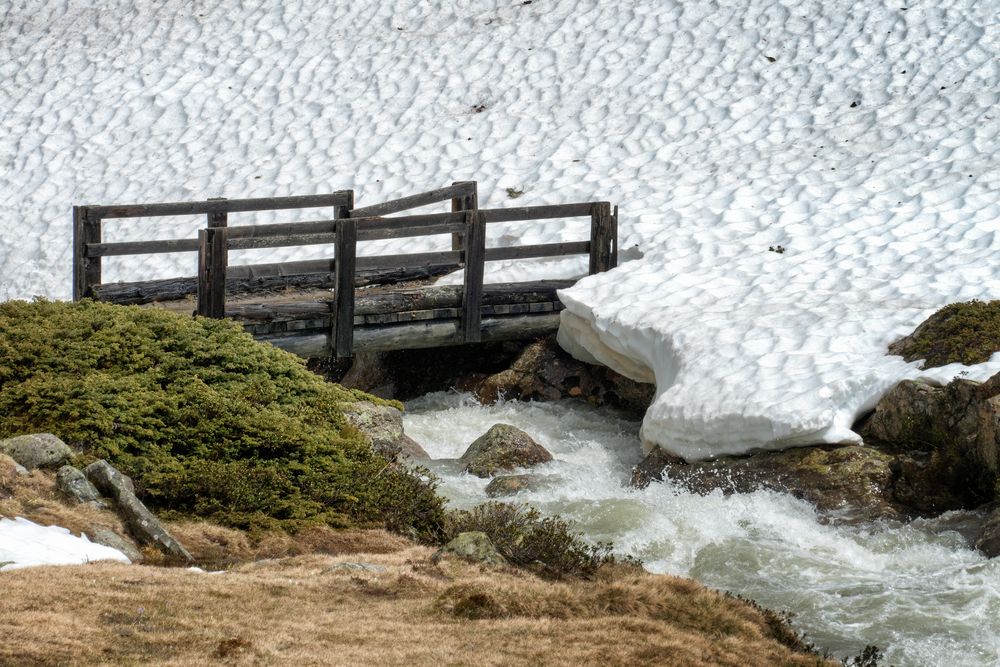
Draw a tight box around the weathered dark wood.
[612,205,619,267]
[451,180,478,251]
[485,241,590,262]
[589,202,615,274]
[260,312,562,357]
[333,218,357,358]
[355,251,462,272]
[87,192,353,219]
[197,227,228,318]
[462,210,486,343]
[481,203,593,223]
[357,220,465,242]
[207,198,228,229]
[220,281,573,321]
[86,238,201,257]
[350,183,475,218]
[73,207,103,300]
[228,235,337,251]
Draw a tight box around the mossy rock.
[0,299,444,537]
[889,300,1000,369]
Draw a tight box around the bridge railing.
[72,182,617,358]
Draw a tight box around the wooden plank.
[356,220,465,242]
[259,312,561,357]
[86,238,201,257]
[485,241,590,262]
[228,234,337,251]
[589,202,615,274]
[87,191,353,219]
[355,251,462,272]
[451,180,477,251]
[480,203,593,223]
[333,218,357,358]
[72,206,85,300]
[350,183,475,218]
[207,198,228,229]
[462,210,486,343]
[197,227,228,318]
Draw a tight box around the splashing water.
[404,392,1000,666]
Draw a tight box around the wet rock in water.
[859,372,1000,513]
[84,459,193,562]
[484,473,550,497]
[342,401,429,461]
[475,336,654,418]
[0,433,73,470]
[976,506,1000,558]
[633,444,903,522]
[433,531,506,567]
[56,465,106,506]
[460,424,553,478]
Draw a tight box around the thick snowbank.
[0,517,130,570]
[0,0,997,457]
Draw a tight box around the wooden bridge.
[72,182,618,358]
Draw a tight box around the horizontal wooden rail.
[350,183,476,218]
[85,192,353,219]
[485,241,590,262]
[481,203,595,223]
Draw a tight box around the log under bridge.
[72,182,618,358]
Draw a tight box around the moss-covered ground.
[0,299,444,535]
[891,299,1000,368]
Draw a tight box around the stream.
[404,392,1000,667]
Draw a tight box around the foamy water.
[405,393,1000,667]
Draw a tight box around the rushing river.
[404,392,1000,667]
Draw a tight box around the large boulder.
[859,373,1000,513]
[84,460,193,562]
[56,465,105,506]
[460,425,553,478]
[0,433,72,470]
[342,402,429,460]
[484,473,552,497]
[633,444,903,522]
[475,336,654,418]
[433,531,506,567]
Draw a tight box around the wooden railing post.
[207,197,228,229]
[461,210,486,343]
[451,181,477,251]
[332,215,357,358]
[589,202,615,274]
[197,227,228,318]
[72,206,102,300]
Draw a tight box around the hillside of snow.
[1,0,998,458]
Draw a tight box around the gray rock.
[484,473,551,497]
[0,433,72,470]
[84,460,192,562]
[860,372,1000,513]
[632,444,904,523]
[56,465,105,505]
[433,531,506,567]
[326,562,387,573]
[343,401,430,460]
[460,424,553,478]
[976,505,1000,558]
[88,526,142,563]
[0,453,28,477]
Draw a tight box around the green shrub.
[0,299,445,536]
[444,501,628,579]
[890,300,1000,369]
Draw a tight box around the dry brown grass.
[1,462,836,667]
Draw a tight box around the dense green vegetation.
[0,299,445,535]
[891,299,1000,368]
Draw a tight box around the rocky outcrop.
[56,465,105,506]
[84,460,193,562]
[433,531,506,567]
[0,433,73,470]
[475,336,655,418]
[460,425,553,478]
[633,444,903,522]
[858,373,1000,513]
[342,401,429,460]
[888,300,1000,369]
